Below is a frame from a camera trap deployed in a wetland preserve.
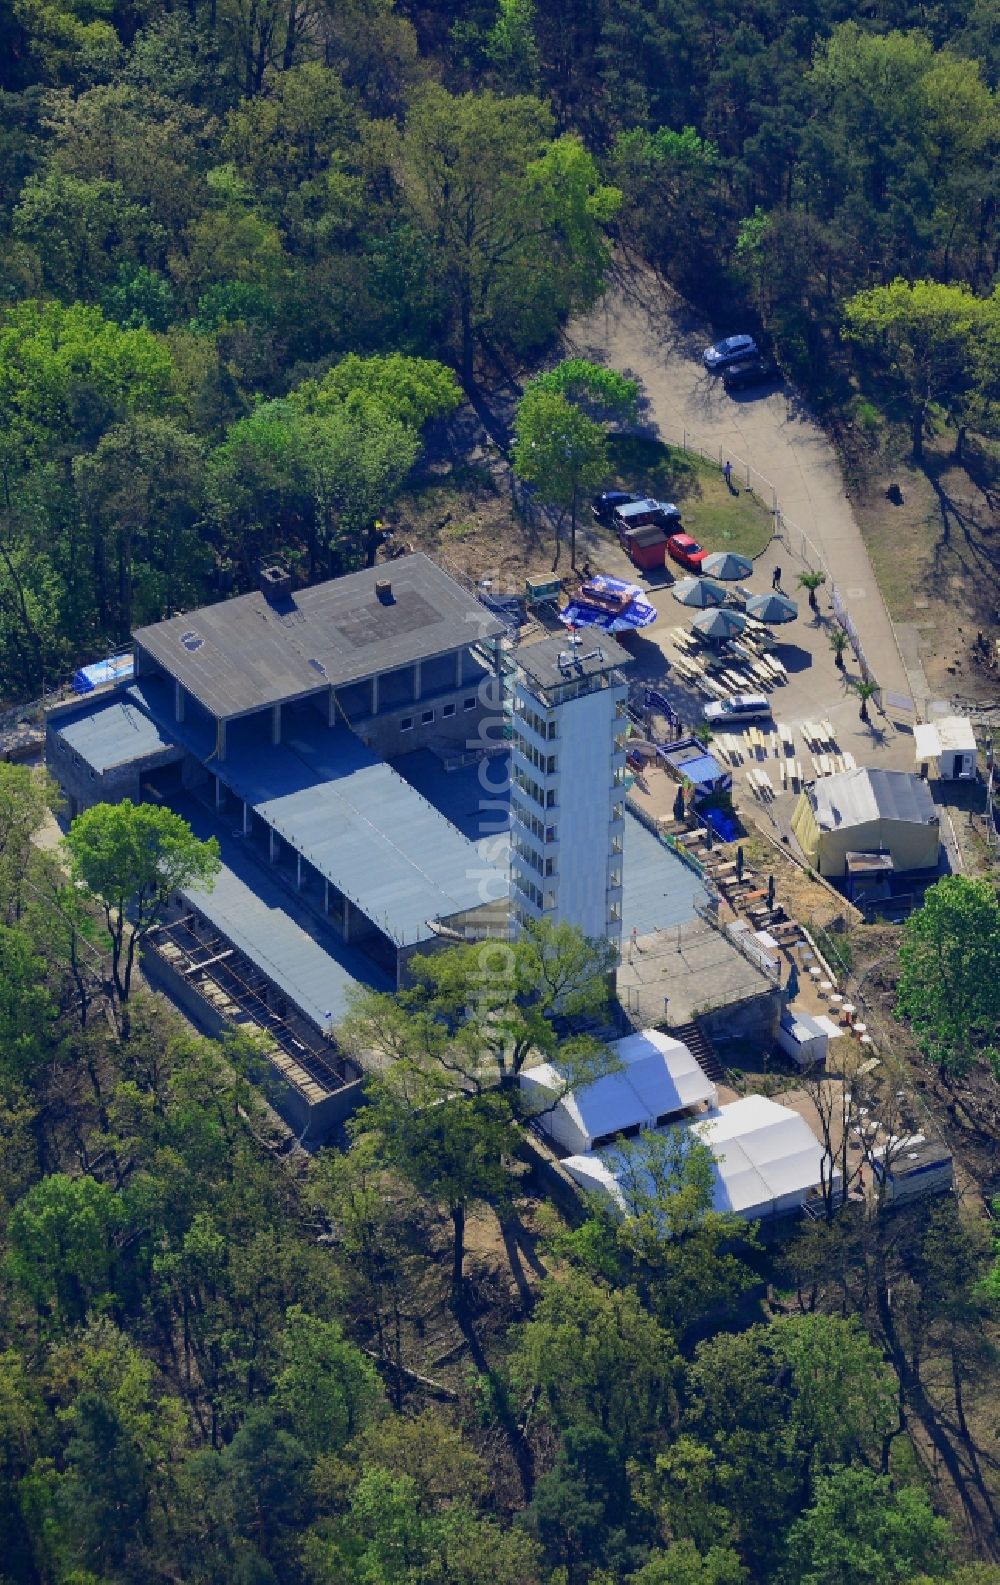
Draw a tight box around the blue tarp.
[72,653,134,694]
[560,576,657,634]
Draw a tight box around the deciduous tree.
[896,875,1000,1081]
[64,801,220,1037]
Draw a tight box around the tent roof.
[521,1028,716,1140]
[562,1095,837,1219]
[809,767,937,832]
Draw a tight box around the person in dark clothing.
[772,566,782,589]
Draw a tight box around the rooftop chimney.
[259,563,292,603]
[375,579,394,604]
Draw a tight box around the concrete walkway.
[566,269,915,710]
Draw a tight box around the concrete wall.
[701,987,782,1048]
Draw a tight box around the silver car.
[703,334,758,371]
[703,692,771,725]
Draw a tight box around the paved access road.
[567,269,914,708]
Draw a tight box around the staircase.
[671,1019,726,1084]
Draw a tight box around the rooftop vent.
[375,579,394,604]
[259,563,292,603]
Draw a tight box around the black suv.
[592,490,640,522]
[723,356,781,392]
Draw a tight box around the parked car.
[592,490,640,522]
[703,692,772,725]
[703,334,758,371]
[723,355,781,392]
[613,498,682,538]
[666,532,708,572]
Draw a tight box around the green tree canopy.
[896,875,1000,1079]
[393,87,619,387]
[64,801,220,1035]
[781,1467,952,1585]
[512,359,638,567]
[341,917,618,1101]
[841,279,992,458]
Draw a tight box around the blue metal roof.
[622,812,708,935]
[55,694,178,774]
[119,684,493,947]
[199,712,490,948]
[174,797,389,1029]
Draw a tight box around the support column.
[174,680,185,722]
[243,801,249,835]
[269,827,277,863]
[216,719,227,762]
[455,650,464,688]
[343,895,350,942]
[271,702,281,744]
[371,674,379,715]
[327,688,337,726]
[296,852,302,889]
[214,775,222,809]
[324,879,329,913]
[413,658,422,701]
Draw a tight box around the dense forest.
[2,0,1000,1579]
[2,759,1000,1585]
[0,0,998,696]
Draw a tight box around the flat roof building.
[133,554,504,723]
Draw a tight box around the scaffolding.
[145,914,359,1104]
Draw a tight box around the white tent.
[562,1095,838,1221]
[520,1028,717,1156]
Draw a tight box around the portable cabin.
[913,716,977,781]
[621,522,668,571]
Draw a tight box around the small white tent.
[562,1095,838,1222]
[520,1028,717,1156]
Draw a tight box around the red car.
[667,532,708,573]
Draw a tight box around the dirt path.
[566,268,915,709]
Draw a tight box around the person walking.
[722,459,732,489]
[772,565,782,590]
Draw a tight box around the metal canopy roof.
[174,797,388,1029]
[211,715,492,947]
[133,553,504,722]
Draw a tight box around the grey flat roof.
[173,797,389,1029]
[55,694,179,774]
[133,553,504,721]
[810,767,937,831]
[516,633,631,695]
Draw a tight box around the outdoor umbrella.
[701,551,754,581]
[671,576,728,608]
[784,961,800,1003]
[691,607,748,642]
[745,590,798,624]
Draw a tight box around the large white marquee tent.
[562,1094,839,1222]
[520,1028,718,1156]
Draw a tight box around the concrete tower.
[509,633,630,947]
